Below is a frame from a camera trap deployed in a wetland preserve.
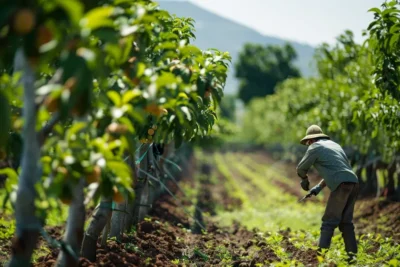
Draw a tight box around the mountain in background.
[159,1,316,94]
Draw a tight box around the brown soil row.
[35,153,323,266]
[1,151,399,266]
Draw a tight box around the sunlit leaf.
[55,0,84,26]
[107,91,122,107]
[81,7,115,30]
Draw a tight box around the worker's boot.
[340,224,357,264]
[317,230,334,255]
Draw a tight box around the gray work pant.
[319,182,359,257]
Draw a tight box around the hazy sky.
[162,0,383,46]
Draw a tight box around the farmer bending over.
[296,125,359,261]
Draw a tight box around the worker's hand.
[300,178,310,191]
[310,184,322,196]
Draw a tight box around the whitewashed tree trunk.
[56,178,86,267]
[8,49,41,267]
[81,197,113,262]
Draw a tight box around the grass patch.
[213,153,323,232]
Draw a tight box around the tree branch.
[37,112,60,147]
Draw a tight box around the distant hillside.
[159,1,316,94]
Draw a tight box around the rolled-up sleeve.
[297,145,319,179]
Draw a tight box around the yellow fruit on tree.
[13,9,36,35]
[107,122,129,134]
[43,95,59,112]
[144,103,163,116]
[13,119,23,131]
[57,166,68,176]
[148,128,155,136]
[86,165,101,184]
[113,187,125,203]
[152,125,158,130]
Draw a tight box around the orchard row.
[0,0,230,266]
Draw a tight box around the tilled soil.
[354,198,400,242]
[33,155,321,267]
[1,152,399,266]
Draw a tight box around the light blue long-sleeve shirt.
[296,139,358,191]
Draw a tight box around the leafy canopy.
[235,43,300,104]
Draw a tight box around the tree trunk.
[124,154,137,232]
[8,49,41,267]
[56,178,86,267]
[109,201,126,241]
[153,154,164,201]
[133,144,150,224]
[81,197,113,262]
[362,163,378,197]
[356,155,366,189]
[147,147,158,206]
[136,180,150,223]
[101,218,111,247]
[124,201,135,233]
[397,160,400,193]
[387,162,396,198]
[355,166,364,185]
[397,169,400,197]
[110,151,137,239]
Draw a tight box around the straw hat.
[300,125,330,145]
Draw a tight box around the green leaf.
[368,7,382,14]
[107,91,122,107]
[55,0,83,26]
[389,24,400,34]
[156,72,177,88]
[81,7,115,30]
[120,25,139,36]
[0,168,18,192]
[107,160,131,180]
[118,117,135,133]
[92,28,119,43]
[119,36,133,63]
[104,43,122,65]
[180,106,192,121]
[179,45,202,57]
[137,63,146,77]
[122,89,141,104]
[66,122,87,141]
[389,34,400,49]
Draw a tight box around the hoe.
[298,192,316,203]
